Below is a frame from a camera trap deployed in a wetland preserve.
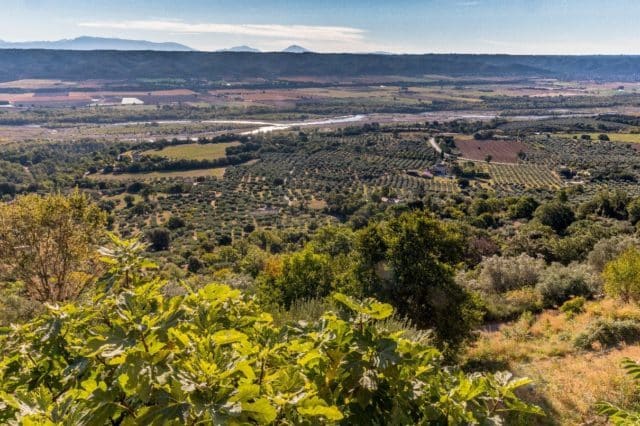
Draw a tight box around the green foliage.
[146,227,171,251]
[603,247,640,302]
[166,216,186,230]
[560,296,586,318]
[574,319,640,350]
[356,211,481,351]
[588,235,640,273]
[508,196,539,220]
[534,201,575,233]
[535,263,599,307]
[0,191,106,303]
[475,254,544,293]
[627,197,640,225]
[257,247,335,309]
[0,238,542,425]
[476,288,543,322]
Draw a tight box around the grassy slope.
[465,299,640,425]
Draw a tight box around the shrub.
[166,215,186,230]
[574,319,640,350]
[536,263,599,307]
[479,287,543,322]
[502,311,536,342]
[560,296,586,317]
[588,235,640,272]
[257,247,334,309]
[534,201,575,233]
[0,238,542,424]
[476,254,545,293]
[0,191,106,303]
[508,196,539,220]
[146,227,171,251]
[627,197,640,224]
[603,247,640,302]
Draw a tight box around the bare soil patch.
[455,138,528,163]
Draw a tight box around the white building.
[121,97,144,105]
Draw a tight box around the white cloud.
[78,20,366,43]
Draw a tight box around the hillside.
[2,50,640,82]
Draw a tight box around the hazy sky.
[2,0,640,54]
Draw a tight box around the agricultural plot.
[105,130,442,246]
[526,135,640,174]
[479,163,563,191]
[141,142,240,160]
[455,138,528,163]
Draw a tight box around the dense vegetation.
[0,196,544,425]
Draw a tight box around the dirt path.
[428,137,442,154]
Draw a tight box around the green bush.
[534,201,575,233]
[560,296,586,317]
[475,254,544,293]
[536,263,599,307]
[574,319,640,350]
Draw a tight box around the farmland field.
[141,142,240,160]
[455,138,528,163]
[479,162,563,190]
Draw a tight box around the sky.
[2,0,640,54]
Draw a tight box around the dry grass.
[516,347,640,425]
[466,299,640,424]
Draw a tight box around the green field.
[142,142,240,160]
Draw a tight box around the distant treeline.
[2,50,640,82]
[116,152,256,174]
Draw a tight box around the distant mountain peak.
[282,45,311,53]
[218,45,261,53]
[0,36,194,51]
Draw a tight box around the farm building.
[432,162,449,176]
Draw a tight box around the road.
[428,137,442,154]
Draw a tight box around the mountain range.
[0,37,314,53]
[0,36,194,51]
